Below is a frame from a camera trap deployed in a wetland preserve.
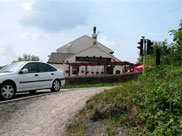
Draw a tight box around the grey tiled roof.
[56,35,114,54]
[48,53,74,64]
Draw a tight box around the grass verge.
[64,65,182,135]
[61,82,123,89]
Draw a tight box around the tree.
[14,54,40,62]
[169,20,182,65]
[169,20,182,48]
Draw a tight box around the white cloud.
[22,31,51,39]
[99,36,115,46]
[21,1,33,10]
[0,42,18,65]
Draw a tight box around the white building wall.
[65,46,116,63]
[51,64,64,71]
[113,65,123,75]
[61,46,123,77]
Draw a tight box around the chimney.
[92,26,97,45]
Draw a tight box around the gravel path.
[0,87,114,136]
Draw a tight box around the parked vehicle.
[126,65,152,73]
[0,62,65,100]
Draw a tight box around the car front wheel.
[51,79,61,92]
[0,82,16,100]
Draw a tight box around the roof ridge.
[82,36,114,53]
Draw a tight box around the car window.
[47,64,57,71]
[22,63,38,73]
[38,63,56,72]
[0,62,24,73]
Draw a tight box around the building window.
[72,66,78,75]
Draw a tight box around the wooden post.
[104,65,106,74]
[68,64,71,77]
[85,65,87,76]
[77,66,79,76]
[124,65,127,73]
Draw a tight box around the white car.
[0,62,65,100]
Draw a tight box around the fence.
[65,72,141,85]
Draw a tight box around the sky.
[0,0,182,65]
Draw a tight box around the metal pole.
[68,64,71,77]
[142,36,146,75]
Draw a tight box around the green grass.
[61,82,123,89]
[64,65,182,136]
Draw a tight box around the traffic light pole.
[142,36,146,75]
[138,37,154,74]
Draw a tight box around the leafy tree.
[169,20,182,48]
[14,54,40,62]
[169,20,182,65]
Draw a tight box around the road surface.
[0,87,114,136]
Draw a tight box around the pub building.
[48,27,133,77]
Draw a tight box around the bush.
[65,66,182,135]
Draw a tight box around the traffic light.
[147,40,154,55]
[137,39,144,56]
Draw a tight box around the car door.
[37,63,57,89]
[17,63,40,91]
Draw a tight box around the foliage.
[169,20,182,48]
[65,66,182,135]
[169,20,182,65]
[14,54,40,62]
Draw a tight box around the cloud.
[20,0,89,32]
[21,1,33,11]
[99,36,115,46]
[22,31,51,39]
[121,55,136,63]
[0,42,18,65]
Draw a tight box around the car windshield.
[0,62,24,73]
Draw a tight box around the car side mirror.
[20,69,28,74]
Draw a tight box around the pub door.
[106,66,114,74]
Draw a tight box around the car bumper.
[59,78,65,86]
